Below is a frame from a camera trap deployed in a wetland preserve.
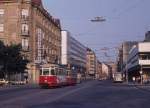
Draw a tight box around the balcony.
[139,60,150,65]
[22,46,30,52]
[21,30,29,36]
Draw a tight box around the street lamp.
[125,62,128,84]
[140,65,143,85]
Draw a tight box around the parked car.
[0,79,8,86]
[9,80,26,85]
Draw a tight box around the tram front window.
[43,69,49,75]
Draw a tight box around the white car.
[0,79,8,86]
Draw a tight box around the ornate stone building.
[0,0,61,83]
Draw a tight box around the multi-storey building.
[101,63,111,80]
[117,46,123,72]
[122,41,138,65]
[86,48,97,79]
[0,0,61,83]
[61,30,87,79]
[105,61,117,79]
[144,31,150,42]
[117,41,138,73]
[127,42,150,82]
[95,60,102,79]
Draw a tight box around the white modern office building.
[61,30,87,77]
[127,42,150,82]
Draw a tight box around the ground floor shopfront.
[128,65,150,84]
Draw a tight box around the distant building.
[117,46,123,72]
[0,0,61,83]
[144,31,150,42]
[101,63,111,80]
[86,48,97,79]
[61,30,87,78]
[122,41,138,65]
[96,60,102,79]
[127,42,150,82]
[106,61,117,79]
[117,41,138,73]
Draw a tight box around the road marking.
[0,89,51,105]
[43,84,91,104]
[0,82,92,106]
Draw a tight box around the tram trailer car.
[39,64,77,88]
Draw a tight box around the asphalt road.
[0,80,150,108]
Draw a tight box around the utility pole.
[126,62,128,84]
[140,65,143,85]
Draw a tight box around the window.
[139,54,150,60]
[0,24,4,32]
[0,9,4,16]
[22,24,28,32]
[22,38,29,49]
[51,69,55,75]
[21,9,29,18]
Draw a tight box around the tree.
[0,41,5,78]
[0,41,29,80]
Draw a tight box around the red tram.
[39,64,76,88]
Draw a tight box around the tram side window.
[63,69,67,75]
[43,69,49,75]
[59,68,65,75]
[51,69,55,75]
[59,69,62,75]
[55,68,58,75]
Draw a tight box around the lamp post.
[126,62,128,84]
[140,65,143,85]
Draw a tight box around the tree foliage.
[0,41,29,79]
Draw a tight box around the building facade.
[144,31,150,42]
[61,30,87,79]
[101,63,111,80]
[0,0,61,83]
[117,41,138,73]
[95,60,102,79]
[117,46,123,72]
[127,42,150,83]
[106,61,117,79]
[86,48,97,79]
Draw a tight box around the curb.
[135,85,150,93]
[123,82,150,92]
[0,84,39,90]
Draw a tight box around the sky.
[43,0,150,62]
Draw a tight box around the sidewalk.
[0,83,39,91]
[124,82,150,91]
